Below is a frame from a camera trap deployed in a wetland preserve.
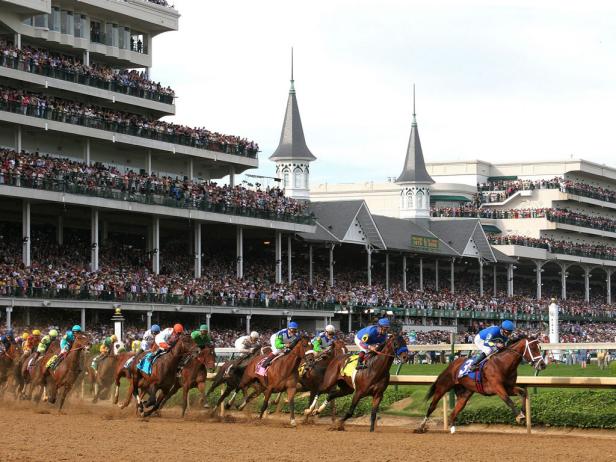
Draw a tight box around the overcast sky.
[151,0,616,186]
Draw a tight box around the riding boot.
[356,351,367,370]
[261,352,276,369]
[469,352,486,371]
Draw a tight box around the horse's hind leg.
[258,388,274,419]
[415,384,452,433]
[448,389,474,433]
[369,393,383,432]
[237,385,263,411]
[335,391,363,431]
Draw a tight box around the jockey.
[140,324,161,352]
[23,329,41,355]
[51,325,81,368]
[0,329,15,353]
[469,320,515,370]
[308,324,337,357]
[92,335,117,370]
[152,323,184,360]
[261,321,299,368]
[190,324,212,349]
[234,331,260,354]
[131,339,142,353]
[354,318,390,370]
[33,329,58,362]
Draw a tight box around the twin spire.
[269,48,316,162]
[395,84,434,184]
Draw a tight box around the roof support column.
[479,259,484,297]
[450,258,455,294]
[507,263,514,297]
[83,50,89,66]
[236,226,243,279]
[275,231,282,284]
[15,125,21,153]
[194,221,202,278]
[229,166,236,188]
[366,246,373,287]
[81,308,86,332]
[22,200,31,267]
[435,259,439,291]
[90,208,99,272]
[534,260,543,300]
[188,159,194,181]
[493,264,497,297]
[584,267,591,303]
[146,149,152,174]
[606,269,612,305]
[83,138,90,165]
[308,245,313,285]
[146,310,152,330]
[402,255,407,292]
[560,263,569,301]
[329,244,335,287]
[419,258,424,292]
[5,307,12,330]
[14,32,21,49]
[152,216,160,275]
[246,314,252,334]
[287,235,293,284]
[385,253,390,292]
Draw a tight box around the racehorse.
[174,344,216,417]
[236,335,309,427]
[314,334,408,432]
[131,333,194,417]
[44,333,92,411]
[300,338,348,420]
[0,342,17,397]
[89,351,122,403]
[112,351,138,406]
[415,336,546,434]
[206,345,270,414]
[30,340,60,403]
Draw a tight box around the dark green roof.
[487,176,518,181]
[430,195,471,203]
[481,224,502,234]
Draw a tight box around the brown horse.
[111,351,138,406]
[132,334,194,417]
[44,333,92,411]
[0,342,18,396]
[31,340,61,403]
[416,336,546,434]
[89,352,123,403]
[314,334,408,432]
[174,344,216,417]
[236,335,309,427]
[300,338,348,420]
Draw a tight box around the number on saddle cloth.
[458,357,487,381]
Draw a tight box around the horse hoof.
[289,419,296,427]
[516,415,526,425]
[413,428,427,434]
[450,426,456,434]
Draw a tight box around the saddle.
[136,350,169,375]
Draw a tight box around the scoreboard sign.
[411,235,439,251]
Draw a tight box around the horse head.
[198,344,217,371]
[392,334,409,363]
[508,336,546,371]
[289,335,310,357]
[333,338,347,355]
[73,333,92,352]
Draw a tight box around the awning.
[487,176,518,181]
[430,195,471,203]
[481,224,502,234]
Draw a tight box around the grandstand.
[0,2,614,338]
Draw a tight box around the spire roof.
[396,85,434,184]
[269,49,317,162]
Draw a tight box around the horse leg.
[225,389,239,409]
[415,383,452,433]
[211,385,234,417]
[494,384,522,422]
[448,389,474,434]
[369,393,383,432]
[511,386,528,424]
[287,386,297,427]
[304,391,319,419]
[197,380,208,408]
[181,383,189,418]
[336,391,363,431]
[315,383,353,416]
[237,385,263,411]
[258,388,274,419]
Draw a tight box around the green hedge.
[457,390,616,429]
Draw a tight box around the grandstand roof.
[429,219,497,262]
[395,90,434,184]
[269,58,316,162]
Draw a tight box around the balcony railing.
[1,56,173,104]
[0,99,258,159]
[0,173,316,225]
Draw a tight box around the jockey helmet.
[49,329,59,338]
[32,329,41,336]
[72,325,82,333]
[377,318,391,328]
[6,329,13,337]
[325,324,335,334]
[501,320,515,332]
[151,324,161,334]
[288,321,299,330]
[199,324,209,331]
[250,331,259,339]
[110,335,118,342]
[22,332,29,340]
[173,323,184,334]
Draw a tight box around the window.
[50,7,61,32]
[119,27,130,49]
[23,16,34,27]
[294,168,303,189]
[90,20,102,44]
[283,170,290,188]
[61,10,73,35]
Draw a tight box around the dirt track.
[1,401,615,462]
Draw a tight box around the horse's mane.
[507,334,528,345]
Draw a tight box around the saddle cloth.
[255,354,283,377]
[45,354,58,370]
[137,351,168,375]
[458,358,486,393]
[123,356,136,369]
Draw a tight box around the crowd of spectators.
[488,234,616,261]
[0,85,258,157]
[0,41,175,104]
[0,148,309,221]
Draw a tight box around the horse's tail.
[425,362,456,401]
[425,380,437,401]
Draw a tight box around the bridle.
[507,338,544,369]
